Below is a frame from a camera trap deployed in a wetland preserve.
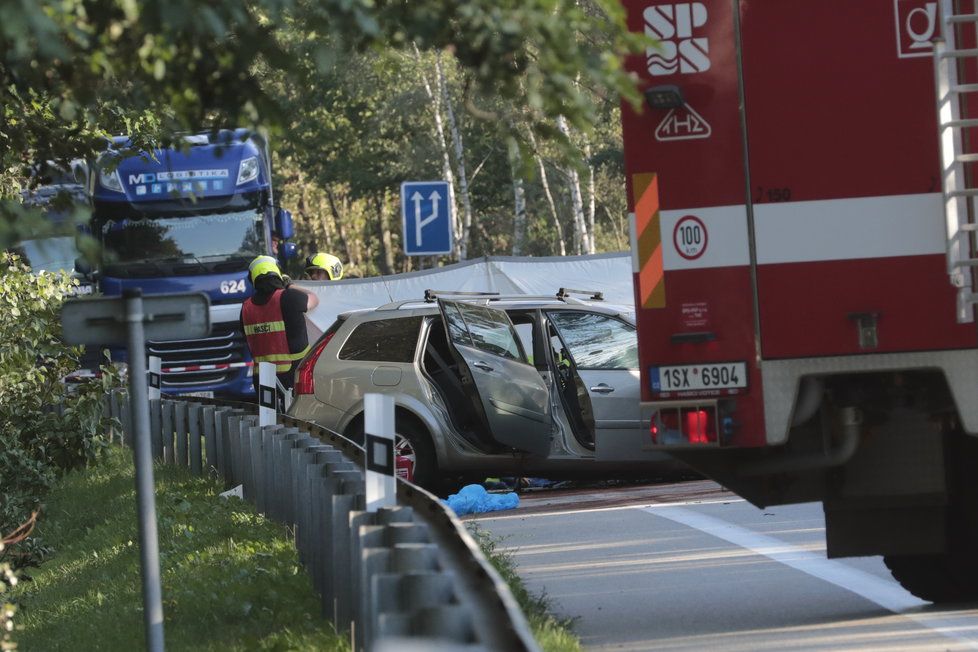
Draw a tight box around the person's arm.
[288,283,320,311]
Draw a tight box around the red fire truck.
[625,0,978,601]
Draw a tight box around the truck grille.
[148,324,248,388]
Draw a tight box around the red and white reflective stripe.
[754,193,943,264]
[661,193,944,271]
[161,361,254,373]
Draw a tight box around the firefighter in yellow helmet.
[303,252,344,281]
[240,255,320,392]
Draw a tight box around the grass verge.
[470,525,582,652]
[12,446,347,651]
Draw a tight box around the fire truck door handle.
[590,384,615,394]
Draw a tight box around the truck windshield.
[100,208,265,269]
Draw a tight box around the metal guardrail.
[106,388,539,652]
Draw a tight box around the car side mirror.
[275,208,295,240]
[278,241,298,261]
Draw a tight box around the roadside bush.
[0,252,115,569]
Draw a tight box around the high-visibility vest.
[241,289,309,373]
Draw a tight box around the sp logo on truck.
[673,215,708,260]
[895,0,937,58]
[645,3,711,76]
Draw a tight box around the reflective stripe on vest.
[242,290,308,373]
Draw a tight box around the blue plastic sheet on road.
[444,484,519,516]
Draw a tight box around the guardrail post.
[275,429,305,524]
[188,403,203,475]
[373,574,458,640]
[294,444,336,565]
[149,399,163,460]
[174,401,188,467]
[350,507,420,652]
[307,450,349,594]
[329,474,366,631]
[120,391,133,448]
[231,415,257,489]
[248,424,266,511]
[260,425,284,519]
[109,389,123,443]
[215,408,238,482]
[202,406,217,472]
[161,400,175,464]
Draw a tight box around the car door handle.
[473,361,494,372]
[590,384,615,394]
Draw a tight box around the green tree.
[2,0,645,251]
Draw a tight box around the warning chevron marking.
[655,103,712,142]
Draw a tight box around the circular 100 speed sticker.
[673,215,708,260]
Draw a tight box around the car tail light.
[294,331,336,395]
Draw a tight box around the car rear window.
[338,317,422,362]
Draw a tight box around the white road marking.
[473,497,745,522]
[646,506,978,649]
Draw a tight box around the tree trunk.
[584,138,596,254]
[413,44,461,259]
[324,186,352,266]
[528,129,567,256]
[437,54,473,259]
[511,167,526,256]
[557,116,588,255]
[375,194,394,275]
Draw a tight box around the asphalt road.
[471,481,978,651]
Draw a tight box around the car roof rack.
[423,289,500,303]
[376,288,608,312]
[556,287,604,301]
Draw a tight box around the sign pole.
[124,289,165,652]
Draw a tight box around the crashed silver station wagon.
[288,289,676,491]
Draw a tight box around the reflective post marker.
[258,362,277,427]
[148,356,161,401]
[364,393,396,511]
[125,290,165,652]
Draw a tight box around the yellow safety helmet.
[248,255,282,283]
[305,252,344,280]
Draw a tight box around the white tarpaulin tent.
[298,252,634,340]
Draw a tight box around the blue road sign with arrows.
[401,181,453,255]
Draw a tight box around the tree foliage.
[1,0,644,251]
[0,253,117,569]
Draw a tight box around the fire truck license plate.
[651,362,748,394]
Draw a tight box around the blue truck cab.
[91,129,295,398]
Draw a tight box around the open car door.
[546,311,664,462]
[438,299,552,456]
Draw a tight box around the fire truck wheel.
[885,434,978,604]
[883,553,978,603]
